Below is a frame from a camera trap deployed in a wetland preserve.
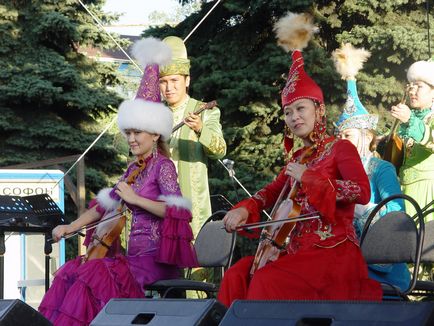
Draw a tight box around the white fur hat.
[117,99,173,141]
[407,60,434,87]
[117,37,174,141]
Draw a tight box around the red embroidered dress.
[217,137,382,306]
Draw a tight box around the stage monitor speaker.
[0,299,52,326]
[90,298,226,326]
[220,300,434,325]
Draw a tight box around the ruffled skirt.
[38,254,177,326]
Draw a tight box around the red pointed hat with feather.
[274,12,324,152]
[274,12,323,108]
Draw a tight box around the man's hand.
[391,103,411,123]
[184,112,203,133]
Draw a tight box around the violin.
[83,155,148,262]
[382,92,407,174]
[250,147,316,275]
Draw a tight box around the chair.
[147,210,236,298]
[411,208,434,299]
[360,194,425,300]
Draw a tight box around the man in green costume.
[390,60,434,222]
[159,36,227,238]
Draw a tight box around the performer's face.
[407,81,434,109]
[159,74,190,107]
[124,129,159,157]
[284,99,324,144]
[339,128,361,147]
[340,128,373,157]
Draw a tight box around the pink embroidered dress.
[39,153,197,326]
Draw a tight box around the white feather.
[131,37,172,67]
[274,12,318,52]
[332,43,371,80]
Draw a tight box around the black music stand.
[0,194,65,299]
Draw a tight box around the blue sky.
[103,0,181,35]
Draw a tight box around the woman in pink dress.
[39,38,197,326]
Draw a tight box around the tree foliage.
[0,0,129,257]
[147,0,432,201]
[0,0,127,183]
[147,0,432,255]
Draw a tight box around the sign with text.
[0,169,65,308]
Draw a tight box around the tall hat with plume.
[407,60,434,87]
[274,12,323,152]
[332,43,377,133]
[117,37,173,141]
[159,36,190,77]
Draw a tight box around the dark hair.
[158,138,170,158]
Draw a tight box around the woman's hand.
[51,224,73,242]
[390,103,411,123]
[115,181,140,205]
[223,207,249,232]
[285,162,307,182]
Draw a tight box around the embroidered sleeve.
[420,117,434,153]
[198,108,227,159]
[230,167,289,238]
[300,140,370,224]
[157,160,182,196]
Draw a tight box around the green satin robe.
[399,109,434,221]
[169,97,226,237]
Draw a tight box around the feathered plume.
[332,43,371,80]
[131,37,172,68]
[273,12,318,52]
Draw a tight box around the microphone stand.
[218,159,271,219]
[223,160,239,202]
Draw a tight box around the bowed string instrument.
[237,146,320,276]
[55,155,148,262]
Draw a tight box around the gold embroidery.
[160,61,190,77]
[314,228,334,241]
[314,237,347,248]
[208,134,226,155]
[314,221,335,241]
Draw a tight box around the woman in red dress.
[217,13,382,307]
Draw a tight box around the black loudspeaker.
[90,298,226,326]
[0,299,52,326]
[220,300,434,325]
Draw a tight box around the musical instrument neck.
[386,119,400,141]
[172,100,217,133]
[387,90,408,140]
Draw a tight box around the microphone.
[222,159,235,169]
[222,159,235,178]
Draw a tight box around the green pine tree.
[147,0,432,256]
[0,0,129,257]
